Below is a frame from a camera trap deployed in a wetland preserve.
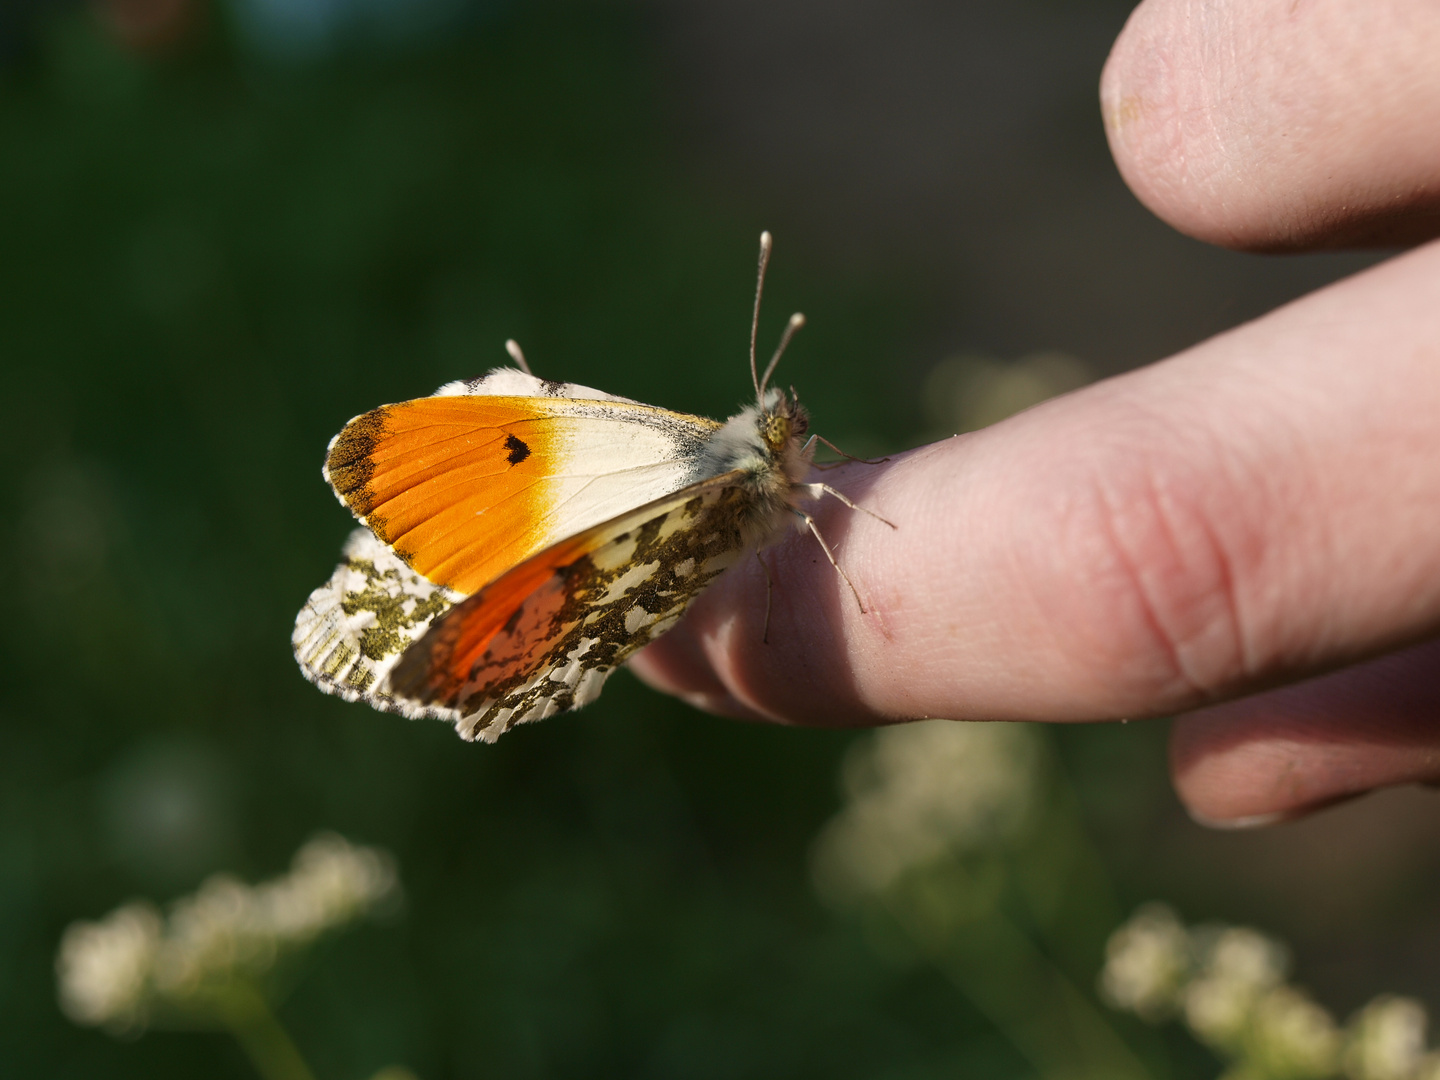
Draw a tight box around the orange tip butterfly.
[293,233,889,743]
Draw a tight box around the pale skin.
[631,0,1440,827]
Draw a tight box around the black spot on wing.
[504,433,531,465]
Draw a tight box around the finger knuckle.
[1029,433,1254,710]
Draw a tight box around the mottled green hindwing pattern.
[293,527,462,706]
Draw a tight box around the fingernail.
[680,690,759,721]
[1186,808,1293,830]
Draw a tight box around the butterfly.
[293,233,889,743]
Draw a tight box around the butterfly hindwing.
[292,526,462,713]
[384,470,757,742]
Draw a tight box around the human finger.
[631,240,1440,725]
[1168,639,1440,826]
[1100,0,1440,250]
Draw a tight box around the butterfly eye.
[762,413,791,451]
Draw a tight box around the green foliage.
[0,5,1317,1080]
[0,7,933,1079]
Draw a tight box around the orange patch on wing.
[393,530,593,706]
[326,396,566,594]
[385,471,750,718]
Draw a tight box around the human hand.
[630,0,1440,827]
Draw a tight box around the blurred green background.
[5,1,1439,1077]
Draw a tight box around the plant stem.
[212,984,319,1080]
[885,863,1157,1080]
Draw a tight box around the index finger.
[630,240,1440,726]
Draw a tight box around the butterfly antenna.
[749,231,773,402]
[758,312,805,398]
[505,339,533,376]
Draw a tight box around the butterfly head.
[759,386,809,454]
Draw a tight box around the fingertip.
[1170,640,1440,825]
[1100,0,1242,246]
[1101,0,1440,251]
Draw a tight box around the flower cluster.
[810,719,1040,902]
[1102,905,1440,1080]
[57,832,399,1034]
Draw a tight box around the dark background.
[4,1,1438,1077]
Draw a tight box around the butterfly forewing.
[323,371,721,596]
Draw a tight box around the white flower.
[1247,985,1340,1078]
[1185,975,1257,1051]
[1205,928,1291,989]
[56,901,162,1032]
[57,832,400,1033]
[1176,926,1338,1074]
[1103,908,1440,1080]
[259,832,398,944]
[156,834,398,997]
[1100,904,1191,1021]
[154,875,272,996]
[1183,927,1289,1050]
[811,720,1040,901]
[1345,996,1429,1080]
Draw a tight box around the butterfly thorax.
[693,387,815,548]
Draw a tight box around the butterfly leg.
[794,509,868,614]
[807,433,890,467]
[801,434,847,470]
[755,549,777,644]
[798,483,898,529]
